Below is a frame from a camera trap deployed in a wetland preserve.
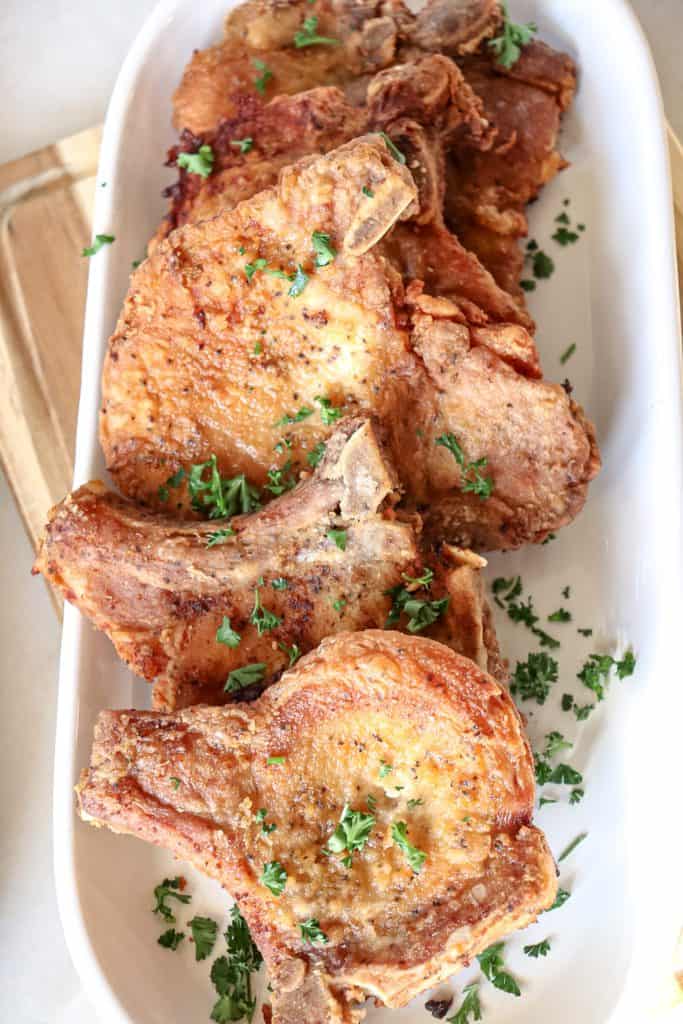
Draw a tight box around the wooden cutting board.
[2,121,681,564]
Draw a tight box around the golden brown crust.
[100,137,599,552]
[78,630,557,1020]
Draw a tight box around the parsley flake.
[532,249,555,279]
[82,233,115,257]
[379,131,406,164]
[327,528,347,551]
[488,2,537,68]
[560,342,576,364]
[188,455,260,519]
[230,137,253,154]
[362,186,374,198]
[524,939,551,958]
[177,144,214,178]
[435,433,493,498]
[307,441,326,467]
[510,652,558,704]
[293,15,338,48]
[315,395,342,423]
[216,616,241,648]
[158,928,185,950]
[326,804,375,866]
[548,607,571,622]
[312,231,336,267]
[278,641,301,667]
[287,264,309,297]
[225,662,266,692]
[210,905,262,1023]
[260,861,287,896]
[547,887,571,911]
[189,915,218,961]
[267,756,285,765]
[391,820,426,874]
[206,527,235,548]
[476,941,520,996]
[299,918,328,944]
[558,832,587,862]
[250,585,281,635]
[153,877,190,923]
[446,982,481,1024]
[252,59,273,95]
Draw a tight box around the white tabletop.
[0,2,681,1022]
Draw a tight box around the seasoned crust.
[78,630,557,1021]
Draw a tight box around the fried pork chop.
[173,0,501,136]
[78,630,558,1023]
[448,42,578,297]
[100,136,599,551]
[35,419,504,709]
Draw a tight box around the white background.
[0,2,681,1022]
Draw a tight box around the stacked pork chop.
[35,3,597,1021]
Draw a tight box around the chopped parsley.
[560,342,576,364]
[230,137,253,154]
[570,787,584,805]
[577,627,593,637]
[476,941,520,996]
[379,760,393,778]
[532,249,555,280]
[407,798,424,809]
[326,804,375,866]
[332,597,346,612]
[510,652,559,704]
[209,905,262,1023]
[287,264,309,297]
[271,578,288,590]
[250,585,282,635]
[362,185,374,198]
[260,861,287,896]
[267,756,285,765]
[153,877,190,923]
[252,59,273,95]
[435,433,493,499]
[493,576,559,649]
[293,15,338,47]
[488,2,537,68]
[158,928,185,950]
[524,939,551,958]
[216,616,241,648]
[188,455,260,519]
[206,527,235,548]
[177,144,214,178]
[170,777,180,789]
[275,406,313,426]
[558,832,587,862]
[403,568,434,588]
[553,226,580,246]
[189,915,218,961]
[446,982,481,1024]
[327,528,347,551]
[578,650,636,700]
[245,258,267,282]
[544,730,572,758]
[379,131,406,164]
[562,585,571,599]
[539,796,558,808]
[311,231,336,267]
[547,887,571,911]
[385,574,450,633]
[315,395,342,423]
[520,278,536,292]
[307,441,326,467]
[278,641,301,667]
[391,820,426,874]
[157,467,186,503]
[299,918,328,944]
[265,460,296,495]
[225,662,266,693]
[82,233,115,257]
[253,340,262,355]
[366,794,377,810]
[548,607,571,622]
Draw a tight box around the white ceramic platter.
[53,1,683,1022]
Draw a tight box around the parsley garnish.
[446,983,481,1024]
[177,144,214,178]
[315,395,342,423]
[544,730,572,758]
[520,278,536,292]
[548,607,571,622]
[476,941,520,996]
[578,650,636,700]
[385,576,450,633]
[287,264,309,297]
[206,527,235,548]
[271,578,288,590]
[82,233,115,257]
[403,568,434,587]
[435,433,493,498]
[327,528,347,551]
[231,137,253,154]
[570,787,584,804]
[170,777,180,789]
[255,808,277,833]
[225,663,266,692]
[245,258,267,282]
[312,232,336,267]
[524,939,551,958]
[560,342,576,364]
[210,905,262,1023]
[265,460,296,495]
[488,1,536,68]
[252,59,273,95]
[494,576,559,649]
[362,185,374,198]
[379,759,393,778]
[553,226,579,246]
[307,441,326,467]
[366,794,377,810]
[539,796,558,808]
[153,877,190,923]
[379,132,406,164]
[188,915,218,961]
[278,641,301,666]
[299,918,328,944]
[532,249,554,279]
[293,15,338,47]
[332,598,346,612]
[216,616,241,648]
[158,928,185,950]
[260,861,287,896]
[188,456,260,519]
[267,755,284,765]
[407,798,424,808]
[391,821,426,874]
[578,627,593,637]
[275,406,313,426]
[326,804,375,866]
[547,887,571,911]
[510,652,558,704]
[558,832,587,862]
[250,585,281,635]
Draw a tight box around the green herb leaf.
[407,798,424,808]
[225,663,266,692]
[548,607,571,622]
[391,820,426,874]
[287,264,309,297]
[544,730,572,759]
[315,395,342,424]
[447,982,481,1024]
[560,342,576,364]
[265,460,296,496]
[332,598,346,612]
[267,755,285,765]
[206,527,235,548]
[82,233,115,257]
[311,232,336,268]
[362,185,374,198]
[260,861,287,896]
[476,941,521,996]
[402,568,434,588]
[210,905,262,1022]
[379,131,406,164]
[216,616,241,648]
[278,641,301,667]
[250,585,282,635]
[570,787,584,805]
[293,15,338,47]
[253,58,273,95]
[524,938,551,958]
[379,759,393,778]
[189,915,218,961]
[231,137,253,154]
[435,433,493,498]
[539,796,558,807]
[577,627,593,637]
[520,278,536,292]
[558,832,587,862]
[553,227,580,246]
[510,652,559,704]
[549,763,583,785]
[307,441,326,467]
[158,928,185,950]
[188,455,260,519]
[271,578,288,590]
[275,406,313,426]
[170,777,180,789]
[153,877,191,923]
[488,2,537,68]
[299,918,328,944]
[326,804,375,863]
[547,887,571,911]
[532,249,555,279]
[256,808,277,834]
[327,528,347,551]
[177,144,214,178]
